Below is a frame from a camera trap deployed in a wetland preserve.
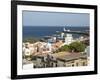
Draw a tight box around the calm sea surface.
[23,26,89,39]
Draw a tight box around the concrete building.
[33,54,57,68]
[61,32,64,39]
[23,41,52,55]
[31,52,88,68]
[64,33,73,45]
[45,42,52,52]
[84,46,90,56]
[57,53,88,67]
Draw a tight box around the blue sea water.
[23,26,89,39]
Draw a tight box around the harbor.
[22,27,90,69]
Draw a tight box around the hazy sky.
[23,11,90,27]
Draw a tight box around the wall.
[0,0,99,80]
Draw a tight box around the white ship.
[63,27,70,32]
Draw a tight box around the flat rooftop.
[56,53,88,62]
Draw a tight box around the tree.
[55,45,70,52]
[69,41,86,52]
[55,41,86,53]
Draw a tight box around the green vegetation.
[69,41,86,52]
[55,45,70,53]
[56,41,86,53]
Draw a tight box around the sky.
[23,11,90,27]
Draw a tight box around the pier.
[56,30,89,36]
[63,31,89,35]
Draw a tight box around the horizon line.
[23,26,89,27]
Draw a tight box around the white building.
[23,48,31,56]
[84,46,90,57]
[61,32,64,39]
[45,42,52,52]
[65,33,73,45]
[52,36,57,42]
[23,43,34,56]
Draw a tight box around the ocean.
[23,26,89,39]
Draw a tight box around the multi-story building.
[64,33,73,45]
[32,54,57,68]
[32,52,88,68]
[56,53,88,67]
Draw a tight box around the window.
[83,62,86,66]
[63,64,66,67]
[72,64,74,67]
[50,63,53,67]
[33,65,36,68]
[76,63,79,66]
[56,63,57,67]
